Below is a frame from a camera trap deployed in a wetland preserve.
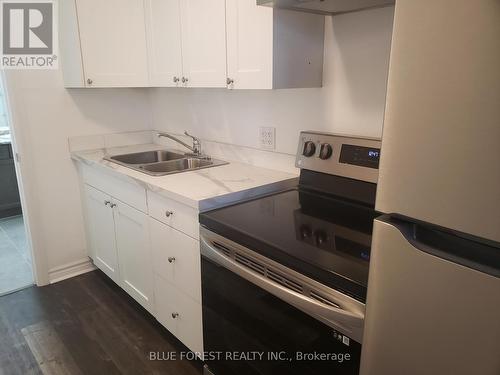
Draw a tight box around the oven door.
[200,228,364,375]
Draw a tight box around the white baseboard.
[48,257,96,284]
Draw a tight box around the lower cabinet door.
[154,275,204,355]
[113,199,155,313]
[84,185,120,284]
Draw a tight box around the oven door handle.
[201,236,365,343]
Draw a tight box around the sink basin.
[104,149,228,176]
[108,150,184,164]
[140,158,214,175]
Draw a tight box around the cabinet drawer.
[150,217,201,303]
[81,164,147,212]
[148,191,199,239]
[154,275,203,355]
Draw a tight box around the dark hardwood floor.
[0,270,203,375]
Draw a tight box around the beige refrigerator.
[361,1,500,375]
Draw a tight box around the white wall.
[151,6,394,155]
[4,68,151,283]
[323,7,394,137]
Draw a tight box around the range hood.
[257,0,395,15]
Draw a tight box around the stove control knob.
[314,230,328,245]
[302,141,316,157]
[300,225,312,240]
[319,144,333,160]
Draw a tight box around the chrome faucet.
[183,131,202,155]
[157,131,203,157]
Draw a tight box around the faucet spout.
[157,131,202,157]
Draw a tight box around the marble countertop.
[0,129,11,145]
[71,143,298,210]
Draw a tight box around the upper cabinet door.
[75,0,149,87]
[225,3,324,89]
[179,0,227,88]
[145,0,183,87]
[83,185,120,284]
[226,0,273,89]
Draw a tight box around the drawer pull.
[168,257,176,263]
[165,211,174,217]
[171,312,179,319]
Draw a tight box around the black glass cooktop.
[199,188,380,302]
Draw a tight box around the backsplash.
[68,130,155,152]
[69,130,298,174]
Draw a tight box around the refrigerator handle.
[380,215,500,278]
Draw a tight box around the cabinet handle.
[226,77,234,85]
[104,200,111,206]
[165,211,174,217]
[171,312,179,319]
[87,78,93,85]
[181,77,188,83]
[168,257,176,263]
[173,76,180,83]
[110,203,117,208]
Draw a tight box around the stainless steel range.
[199,131,382,375]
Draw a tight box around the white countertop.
[0,128,11,145]
[71,143,298,210]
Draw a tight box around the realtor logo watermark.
[0,0,58,69]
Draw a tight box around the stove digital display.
[339,144,381,169]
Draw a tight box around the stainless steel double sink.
[104,150,228,176]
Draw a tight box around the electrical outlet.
[259,127,276,150]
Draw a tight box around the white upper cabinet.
[179,0,227,87]
[226,0,325,89]
[145,0,183,87]
[61,0,149,87]
[76,0,149,87]
[226,0,273,89]
[61,0,324,89]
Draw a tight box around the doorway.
[0,78,33,295]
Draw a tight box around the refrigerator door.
[376,0,500,243]
[360,217,500,375]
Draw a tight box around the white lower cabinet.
[82,179,203,353]
[114,202,155,313]
[154,274,204,355]
[83,183,154,313]
[84,185,120,284]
